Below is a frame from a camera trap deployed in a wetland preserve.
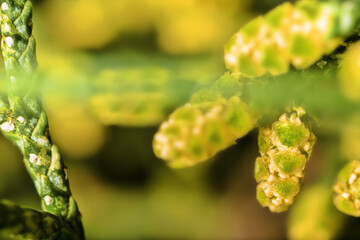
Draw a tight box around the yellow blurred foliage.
[45,102,106,160]
[338,42,360,101]
[288,184,343,240]
[90,93,168,127]
[341,114,360,160]
[37,50,106,159]
[40,0,120,49]
[38,0,252,53]
[89,68,172,126]
[152,0,252,54]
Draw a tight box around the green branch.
[0,0,83,238]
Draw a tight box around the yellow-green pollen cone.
[333,160,360,217]
[225,1,360,78]
[255,108,316,212]
[153,73,258,168]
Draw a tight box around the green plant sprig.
[0,200,77,240]
[0,0,83,239]
[153,0,360,216]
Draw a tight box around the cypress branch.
[0,1,84,238]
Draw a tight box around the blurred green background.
[2,0,360,239]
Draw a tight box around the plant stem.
[0,0,84,238]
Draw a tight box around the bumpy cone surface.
[225,1,360,77]
[153,73,258,168]
[255,108,316,212]
[333,160,360,217]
